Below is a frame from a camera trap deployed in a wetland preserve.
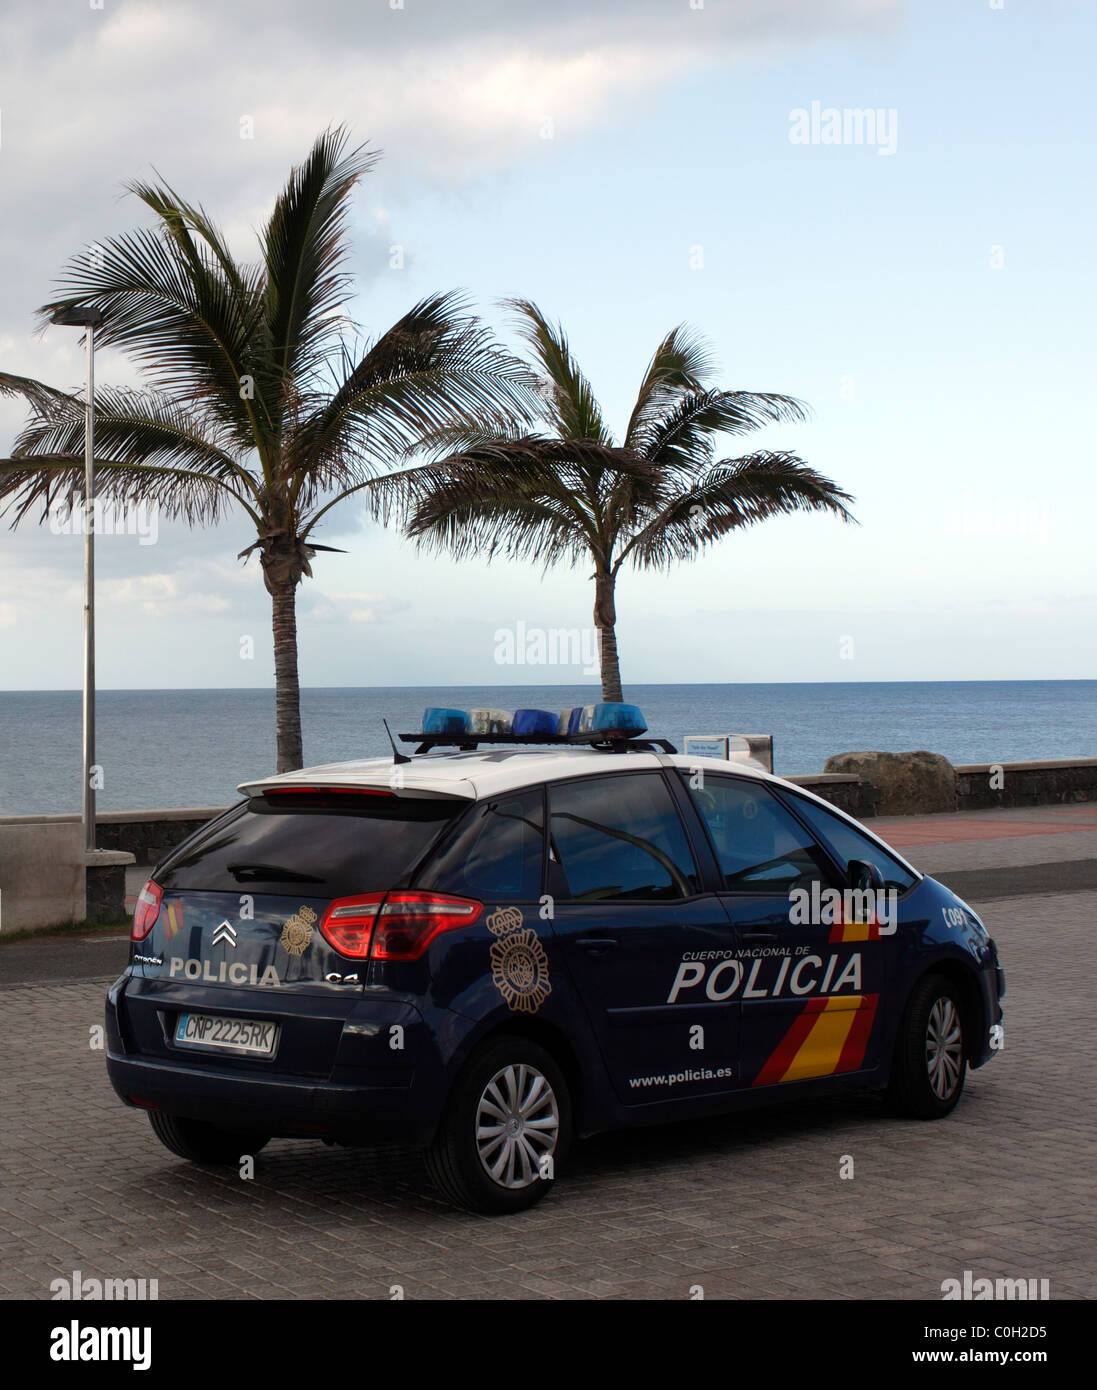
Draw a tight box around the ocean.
[0,681,1094,816]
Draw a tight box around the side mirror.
[847,858,885,892]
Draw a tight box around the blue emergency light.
[418,702,648,745]
[512,708,558,736]
[421,708,471,735]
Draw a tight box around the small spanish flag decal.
[753,994,879,1086]
[163,900,184,941]
[828,902,885,943]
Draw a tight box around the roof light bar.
[402,703,671,754]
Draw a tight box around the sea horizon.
[1,680,1094,818]
[5,677,1094,693]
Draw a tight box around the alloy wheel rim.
[926,997,963,1100]
[475,1063,560,1190]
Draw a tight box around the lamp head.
[50,307,104,329]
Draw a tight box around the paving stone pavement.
[1,889,1094,1301]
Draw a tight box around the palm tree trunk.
[269,578,303,772]
[594,572,624,703]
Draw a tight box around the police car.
[105,703,1005,1214]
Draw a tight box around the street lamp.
[50,306,104,853]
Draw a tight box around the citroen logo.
[211,921,238,949]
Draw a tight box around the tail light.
[372,892,483,960]
[132,879,162,941]
[319,891,482,961]
[319,893,385,958]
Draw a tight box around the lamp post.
[50,306,103,853]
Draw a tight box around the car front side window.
[682,774,838,894]
[780,790,918,893]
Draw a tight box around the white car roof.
[237,746,921,879]
[238,747,774,802]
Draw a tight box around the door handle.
[574,935,619,955]
[740,928,780,943]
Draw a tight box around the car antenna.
[383,717,412,764]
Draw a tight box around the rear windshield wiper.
[227,863,325,884]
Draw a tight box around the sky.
[0,0,1094,692]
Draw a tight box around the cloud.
[0,0,901,437]
[0,0,899,327]
[303,590,410,625]
[97,573,231,616]
[0,0,900,674]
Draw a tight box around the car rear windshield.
[157,794,462,897]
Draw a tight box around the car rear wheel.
[888,974,967,1118]
[426,1036,572,1214]
[148,1111,270,1165]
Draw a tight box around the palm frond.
[503,298,613,444]
[412,430,649,487]
[0,453,251,528]
[408,487,593,568]
[262,126,380,389]
[38,215,264,455]
[635,388,809,474]
[11,386,255,490]
[619,450,856,569]
[2,386,259,527]
[289,293,539,490]
[400,434,655,569]
[0,370,79,415]
[623,324,714,450]
[128,176,258,312]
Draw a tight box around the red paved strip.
[882,819,1097,847]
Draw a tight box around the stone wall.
[954,758,1097,810]
[783,773,874,816]
[0,809,218,932]
[93,807,228,866]
[0,818,86,931]
[813,754,1097,817]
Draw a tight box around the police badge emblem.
[486,906,551,1014]
[280,905,317,956]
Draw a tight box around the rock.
[823,750,957,816]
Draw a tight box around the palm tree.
[404,300,857,702]
[0,128,540,771]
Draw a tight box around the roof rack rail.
[399,731,678,756]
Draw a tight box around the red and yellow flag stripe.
[752,994,879,1086]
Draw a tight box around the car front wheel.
[426,1036,572,1214]
[888,974,967,1118]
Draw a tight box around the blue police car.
[106,704,1005,1214]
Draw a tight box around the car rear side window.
[419,789,545,901]
[157,794,461,897]
[780,790,918,893]
[683,774,837,893]
[548,773,699,902]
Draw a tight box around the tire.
[148,1111,270,1165]
[887,974,967,1118]
[426,1036,572,1215]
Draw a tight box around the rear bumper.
[106,1052,422,1142]
[105,970,444,1144]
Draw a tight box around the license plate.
[174,1012,277,1056]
